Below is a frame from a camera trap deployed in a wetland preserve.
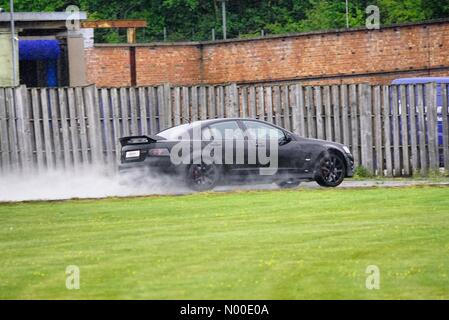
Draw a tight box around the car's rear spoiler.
[119,135,162,146]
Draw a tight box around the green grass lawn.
[0,186,448,299]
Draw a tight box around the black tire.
[186,163,220,192]
[276,180,301,189]
[315,153,346,187]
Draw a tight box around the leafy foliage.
[0,0,447,42]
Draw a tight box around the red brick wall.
[85,20,449,87]
[136,45,202,85]
[86,47,131,87]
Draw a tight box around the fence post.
[217,86,225,118]
[156,85,165,131]
[408,84,419,174]
[314,86,324,140]
[164,83,172,128]
[110,88,122,163]
[382,85,393,177]
[173,87,181,125]
[391,86,401,176]
[199,86,208,120]
[148,87,158,134]
[373,86,383,175]
[323,86,333,141]
[274,86,282,125]
[67,87,81,168]
[340,85,350,148]
[248,86,256,119]
[182,86,190,123]
[283,85,291,130]
[442,84,449,173]
[349,85,359,164]
[58,88,72,169]
[359,84,374,174]
[0,88,10,173]
[191,86,199,121]
[416,84,428,175]
[331,85,341,143]
[257,86,264,121]
[208,86,216,119]
[292,84,306,137]
[240,86,248,118]
[265,86,273,124]
[15,85,34,173]
[129,87,139,135]
[305,86,315,138]
[84,85,103,165]
[426,83,439,171]
[138,87,149,135]
[49,89,63,169]
[226,83,239,118]
[100,88,115,165]
[399,85,410,175]
[156,84,173,130]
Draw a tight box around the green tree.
[377,0,431,24]
[0,0,446,42]
[299,0,365,31]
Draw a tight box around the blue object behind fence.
[19,40,60,61]
[19,40,60,87]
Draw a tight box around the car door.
[241,120,295,176]
[201,120,247,173]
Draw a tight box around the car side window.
[202,121,242,140]
[242,121,285,141]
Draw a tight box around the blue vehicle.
[392,77,449,145]
[391,77,449,167]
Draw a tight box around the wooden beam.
[81,19,147,29]
[127,27,137,44]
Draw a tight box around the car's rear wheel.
[186,163,220,192]
[315,153,346,187]
[276,180,301,189]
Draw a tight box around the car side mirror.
[279,133,292,145]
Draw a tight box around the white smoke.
[0,166,190,202]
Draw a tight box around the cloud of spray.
[0,166,191,202]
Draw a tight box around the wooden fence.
[0,82,448,176]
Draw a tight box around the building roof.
[0,12,87,22]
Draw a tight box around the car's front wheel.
[186,163,220,192]
[315,153,346,187]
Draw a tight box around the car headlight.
[148,148,170,156]
[125,150,140,158]
[343,146,351,154]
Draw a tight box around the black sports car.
[119,118,354,191]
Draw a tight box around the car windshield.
[157,123,192,140]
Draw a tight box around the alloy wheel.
[189,164,219,191]
[319,155,345,185]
